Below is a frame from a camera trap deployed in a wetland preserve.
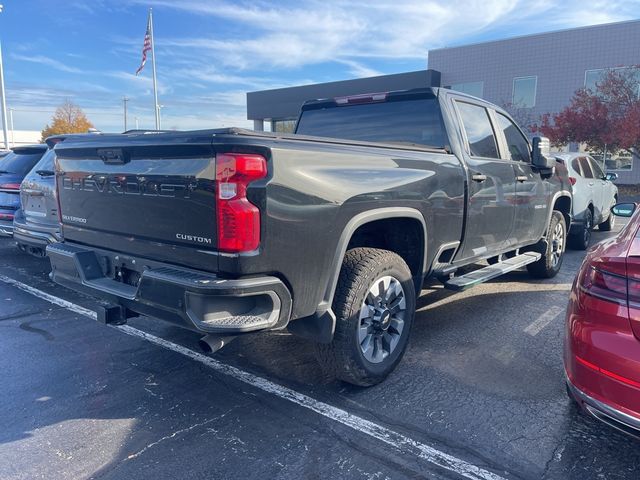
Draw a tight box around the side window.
[496,113,531,162]
[571,158,582,176]
[456,102,500,159]
[579,157,594,179]
[589,158,605,179]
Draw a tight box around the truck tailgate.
[55,140,218,270]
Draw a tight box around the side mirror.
[605,172,618,182]
[612,202,636,218]
[531,137,555,169]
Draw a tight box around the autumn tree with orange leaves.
[40,100,95,141]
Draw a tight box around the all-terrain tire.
[315,247,416,386]
[527,210,566,279]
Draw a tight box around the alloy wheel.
[551,221,565,267]
[358,275,407,364]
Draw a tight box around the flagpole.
[0,42,9,150]
[149,8,160,130]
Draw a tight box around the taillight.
[580,266,627,304]
[569,177,577,186]
[0,183,20,190]
[215,153,267,253]
[55,178,62,223]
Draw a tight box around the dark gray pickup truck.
[47,87,572,385]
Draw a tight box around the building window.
[584,69,604,92]
[585,67,640,97]
[512,76,537,108]
[271,119,297,133]
[450,81,484,98]
[591,150,634,172]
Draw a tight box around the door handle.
[516,175,527,182]
[471,174,487,182]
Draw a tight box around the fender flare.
[288,207,428,343]
[547,191,572,233]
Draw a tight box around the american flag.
[135,15,152,76]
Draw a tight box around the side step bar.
[444,252,542,291]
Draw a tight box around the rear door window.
[456,102,500,159]
[579,157,594,179]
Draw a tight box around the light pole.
[0,4,9,150]
[9,107,14,147]
[122,96,129,131]
[158,104,164,129]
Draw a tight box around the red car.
[565,202,640,436]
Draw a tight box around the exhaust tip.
[198,338,213,353]
[198,334,236,354]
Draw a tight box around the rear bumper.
[564,291,640,437]
[12,212,61,248]
[47,242,292,334]
[0,219,13,237]
[567,376,640,438]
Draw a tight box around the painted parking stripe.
[0,273,507,480]
[524,306,565,336]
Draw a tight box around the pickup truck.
[47,87,572,386]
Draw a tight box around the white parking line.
[524,306,565,336]
[0,273,508,480]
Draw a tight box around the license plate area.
[25,195,47,217]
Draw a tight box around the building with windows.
[246,19,640,183]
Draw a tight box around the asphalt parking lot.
[1,224,639,480]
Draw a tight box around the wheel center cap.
[378,309,391,330]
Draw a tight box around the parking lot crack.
[540,437,567,479]
[124,404,246,461]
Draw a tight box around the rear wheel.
[315,248,416,386]
[568,209,592,250]
[527,210,566,279]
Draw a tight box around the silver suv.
[554,153,618,250]
[13,147,60,256]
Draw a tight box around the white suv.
[555,153,618,250]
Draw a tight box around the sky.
[0,0,639,133]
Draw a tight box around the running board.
[444,252,542,291]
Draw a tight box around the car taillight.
[0,183,20,190]
[215,153,267,253]
[580,266,628,304]
[569,177,577,186]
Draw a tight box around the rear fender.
[288,207,427,343]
